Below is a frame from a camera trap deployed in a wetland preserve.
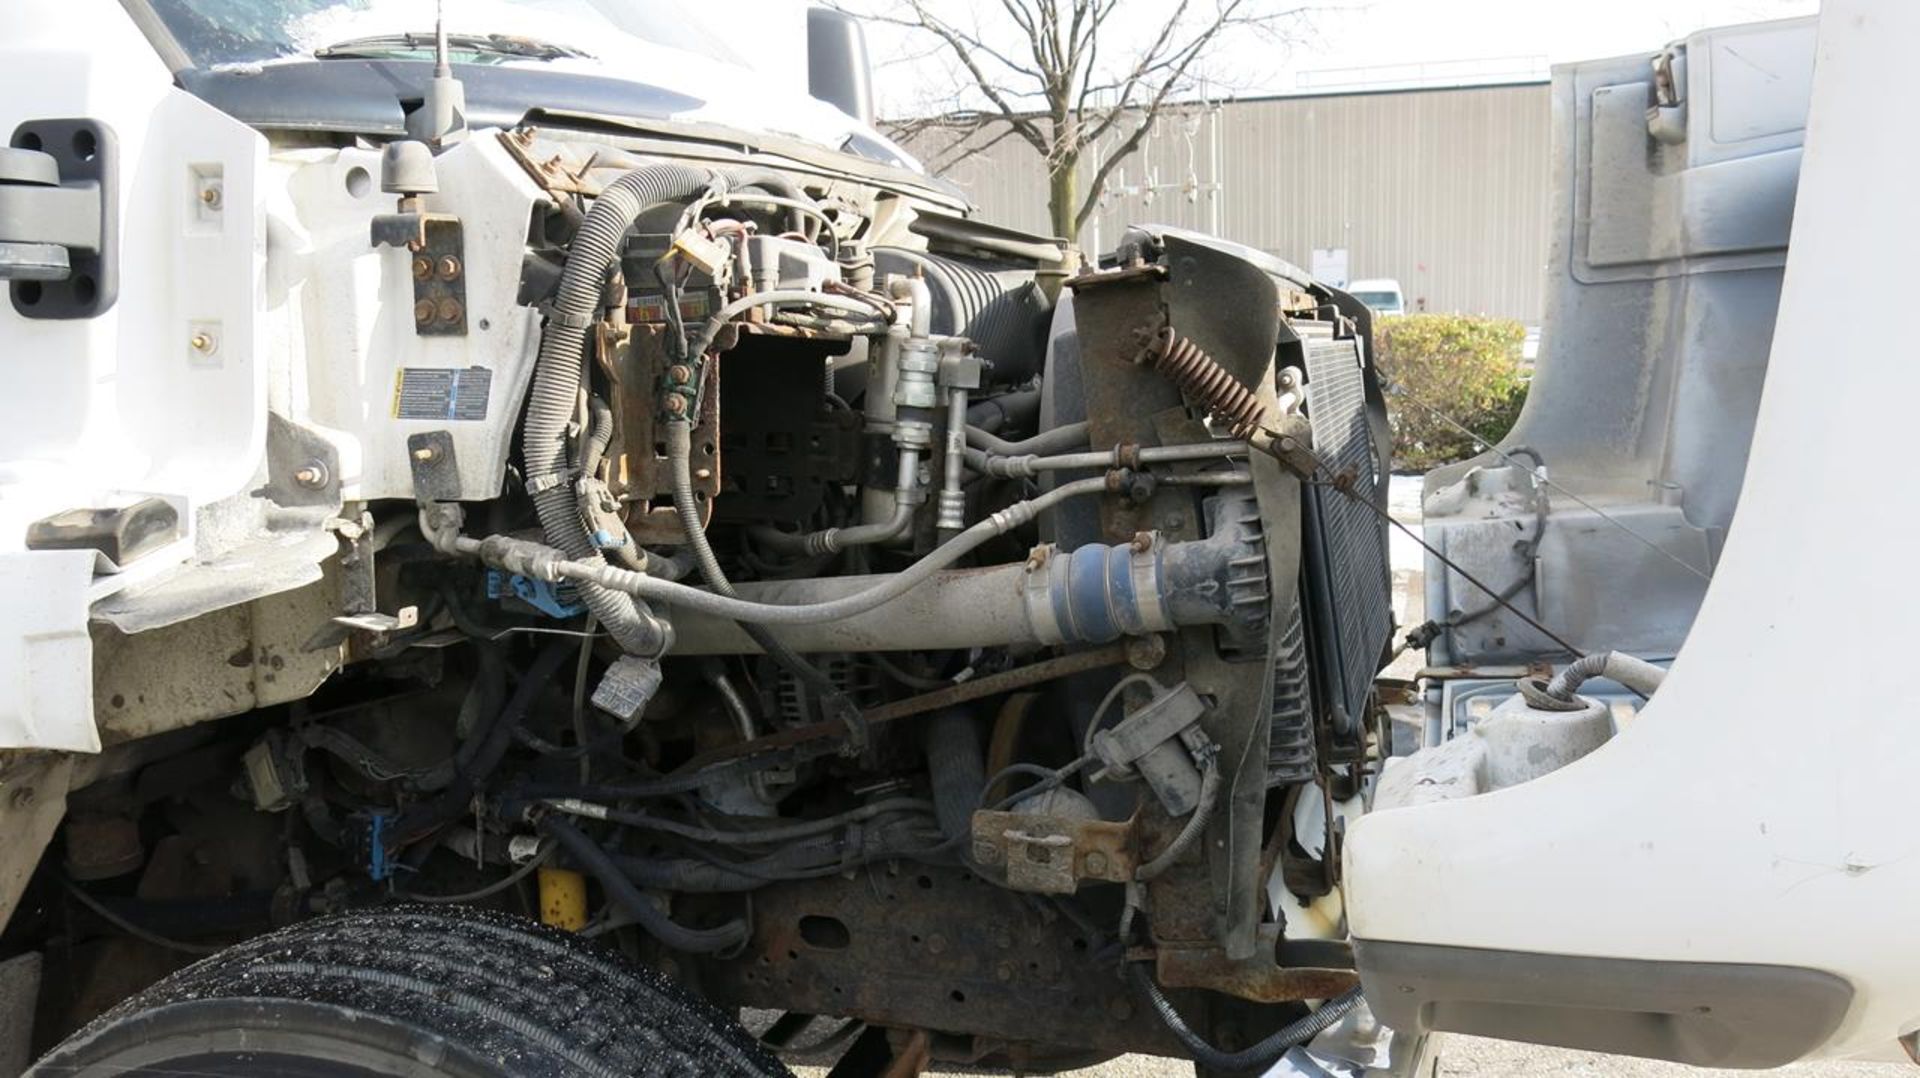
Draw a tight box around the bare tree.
[864,0,1311,245]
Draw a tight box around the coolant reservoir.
[1373,687,1612,811]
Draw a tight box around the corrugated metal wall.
[899,83,1552,323]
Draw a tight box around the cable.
[60,878,223,956]
[1134,759,1221,881]
[545,797,937,846]
[965,421,1091,456]
[539,816,748,953]
[1339,488,1583,657]
[1081,672,1167,760]
[1129,964,1363,1072]
[688,290,891,369]
[664,418,866,744]
[404,843,552,904]
[979,755,1092,810]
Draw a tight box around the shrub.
[1371,313,1529,471]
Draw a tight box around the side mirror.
[807,8,874,126]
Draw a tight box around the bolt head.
[293,462,329,488]
[411,256,432,280]
[198,185,223,209]
[412,445,438,463]
[412,299,436,324]
[189,332,216,354]
[663,395,688,416]
[437,256,461,280]
[667,364,693,385]
[1125,633,1168,671]
[1083,850,1110,875]
[436,297,463,324]
[972,839,1001,864]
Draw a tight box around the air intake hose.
[522,163,714,657]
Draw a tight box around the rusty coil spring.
[1145,327,1269,439]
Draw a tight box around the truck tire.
[31,904,788,1077]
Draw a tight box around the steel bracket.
[373,210,466,335]
[1154,924,1361,1003]
[970,809,1137,894]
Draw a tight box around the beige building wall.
[898,83,1552,323]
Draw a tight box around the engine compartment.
[16,122,1395,1068]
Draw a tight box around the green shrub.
[1371,313,1529,471]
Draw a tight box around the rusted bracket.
[371,207,467,336]
[969,810,1137,894]
[1153,924,1360,1003]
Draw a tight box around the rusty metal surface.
[1064,261,1291,962]
[677,646,1128,772]
[970,810,1136,894]
[499,128,591,194]
[409,218,467,336]
[0,753,75,935]
[1154,925,1360,1004]
[860,646,1126,726]
[93,572,344,746]
[610,324,721,507]
[693,862,1186,1060]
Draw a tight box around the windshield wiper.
[313,32,590,62]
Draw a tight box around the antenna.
[407,0,467,145]
[433,0,450,79]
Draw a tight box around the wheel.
[31,904,789,1077]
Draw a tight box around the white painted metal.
[0,7,266,750]
[1372,689,1611,810]
[267,137,545,501]
[1346,0,1920,1059]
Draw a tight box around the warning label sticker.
[393,367,492,421]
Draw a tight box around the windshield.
[147,0,746,69]
[1351,291,1402,310]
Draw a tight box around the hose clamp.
[523,470,570,495]
[543,306,593,331]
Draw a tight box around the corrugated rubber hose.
[523,162,714,658]
[924,708,986,842]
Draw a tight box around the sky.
[858,0,1821,119]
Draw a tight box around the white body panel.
[1347,0,1920,1058]
[0,5,268,750]
[267,138,545,502]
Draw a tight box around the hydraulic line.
[924,709,986,842]
[563,474,1248,628]
[539,816,748,953]
[965,440,1248,479]
[666,419,863,737]
[1546,650,1668,700]
[544,796,937,846]
[965,420,1090,456]
[1128,965,1364,1072]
